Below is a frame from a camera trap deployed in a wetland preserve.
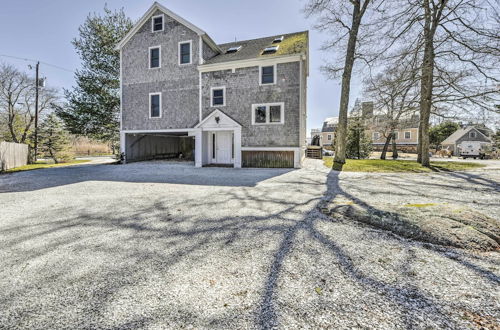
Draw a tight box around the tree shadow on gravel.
[1,165,498,329]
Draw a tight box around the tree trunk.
[333,3,363,170]
[380,135,391,159]
[392,135,398,159]
[417,0,442,167]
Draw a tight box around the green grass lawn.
[2,159,91,174]
[323,157,485,172]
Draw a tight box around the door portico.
[192,109,242,168]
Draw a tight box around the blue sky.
[0,0,361,134]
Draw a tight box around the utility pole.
[34,61,39,162]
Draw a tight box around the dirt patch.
[322,202,500,251]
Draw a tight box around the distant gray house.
[441,126,492,156]
[116,2,309,168]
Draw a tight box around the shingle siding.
[121,9,200,130]
[201,61,301,147]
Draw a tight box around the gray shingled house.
[441,126,492,156]
[116,2,309,168]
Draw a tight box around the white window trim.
[373,132,380,140]
[151,14,164,33]
[210,86,226,107]
[327,134,332,141]
[178,40,193,65]
[251,102,285,125]
[149,92,162,119]
[404,131,411,139]
[259,64,277,85]
[148,45,161,69]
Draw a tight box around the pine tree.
[57,6,132,144]
[346,117,372,159]
[38,113,71,164]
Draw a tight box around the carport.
[124,132,195,163]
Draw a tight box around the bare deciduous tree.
[304,0,384,170]
[0,63,59,144]
[364,55,420,159]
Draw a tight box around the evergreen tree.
[429,121,460,148]
[57,6,132,143]
[346,117,372,159]
[38,113,71,163]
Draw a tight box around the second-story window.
[260,65,275,85]
[149,46,160,68]
[150,93,161,118]
[211,87,225,107]
[179,41,192,65]
[152,15,164,32]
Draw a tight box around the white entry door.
[216,131,232,164]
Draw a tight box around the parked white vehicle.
[458,141,488,159]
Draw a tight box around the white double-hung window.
[252,102,284,125]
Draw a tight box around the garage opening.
[125,133,195,163]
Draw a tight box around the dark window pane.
[180,43,191,64]
[212,134,216,158]
[151,94,160,117]
[212,89,224,105]
[261,66,274,84]
[150,48,160,68]
[270,105,281,123]
[255,106,266,123]
[153,17,163,31]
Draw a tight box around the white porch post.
[195,130,203,167]
[234,127,242,168]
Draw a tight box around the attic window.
[262,45,279,54]
[152,15,164,32]
[226,46,242,54]
[273,36,284,43]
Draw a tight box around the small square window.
[255,106,266,124]
[150,94,161,118]
[150,47,160,68]
[327,134,332,141]
[179,42,191,65]
[261,65,275,84]
[152,15,163,32]
[211,88,225,106]
[405,131,411,139]
[373,132,380,140]
[469,131,476,138]
[269,105,281,123]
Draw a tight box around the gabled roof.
[441,126,491,144]
[115,2,221,53]
[204,31,308,65]
[194,109,242,129]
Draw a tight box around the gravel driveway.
[0,160,499,329]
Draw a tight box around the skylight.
[273,36,284,43]
[262,45,279,54]
[226,46,242,54]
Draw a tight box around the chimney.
[361,102,374,118]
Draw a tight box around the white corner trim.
[198,71,202,123]
[251,102,285,125]
[151,14,164,32]
[259,64,277,86]
[198,54,303,73]
[149,92,162,119]
[210,86,226,107]
[119,49,123,131]
[178,40,193,65]
[148,45,161,69]
[199,36,204,65]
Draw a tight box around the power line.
[0,54,75,73]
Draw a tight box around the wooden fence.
[0,142,29,171]
[242,151,294,168]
